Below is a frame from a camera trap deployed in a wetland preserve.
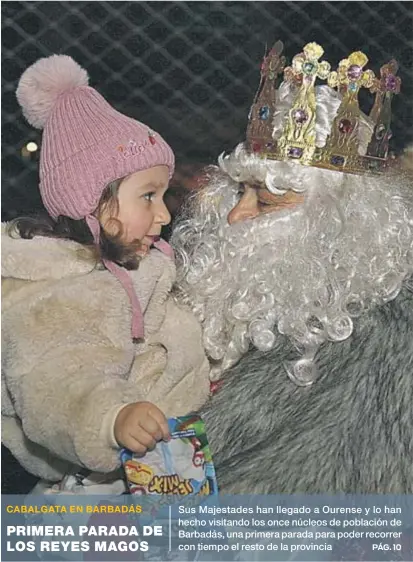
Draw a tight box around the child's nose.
[156,200,171,226]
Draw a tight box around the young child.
[1,55,211,493]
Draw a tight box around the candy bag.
[120,415,218,497]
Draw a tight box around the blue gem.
[348,82,358,93]
[330,155,345,166]
[288,147,303,159]
[259,106,270,120]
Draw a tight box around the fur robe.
[2,228,210,480]
[201,286,413,493]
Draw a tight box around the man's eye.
[237,183,245,197]
[143,192,156,201]
[258,195,275,206]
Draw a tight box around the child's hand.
[114,401,170,455]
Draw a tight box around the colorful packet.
[120,415,218,497]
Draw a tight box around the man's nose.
[227,192,259,225]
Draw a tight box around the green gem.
[303,62,315,75]
[268,71,275,80]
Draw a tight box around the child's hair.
[10,179,141,270]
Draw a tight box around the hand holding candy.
[114,401,170,455]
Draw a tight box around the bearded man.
[171,42,413,493]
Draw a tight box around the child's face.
[103,165,171,255]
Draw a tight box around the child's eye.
[143,191,156,202]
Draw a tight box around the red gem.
[252,141,262,153]
[338,119,353,134]
[210,380,223,395]
[149,134,156,145]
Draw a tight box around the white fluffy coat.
[1,227,210,480]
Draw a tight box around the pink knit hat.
[16,54,175,340]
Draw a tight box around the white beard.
[171,167,413,386]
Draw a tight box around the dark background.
[2,1,413,222]
[1,1,413,493]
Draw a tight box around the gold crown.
[246,41,401,175]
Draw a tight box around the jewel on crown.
[246,40,286,155]
[246,41,401,176]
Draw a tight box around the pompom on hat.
[16,54,175,340]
